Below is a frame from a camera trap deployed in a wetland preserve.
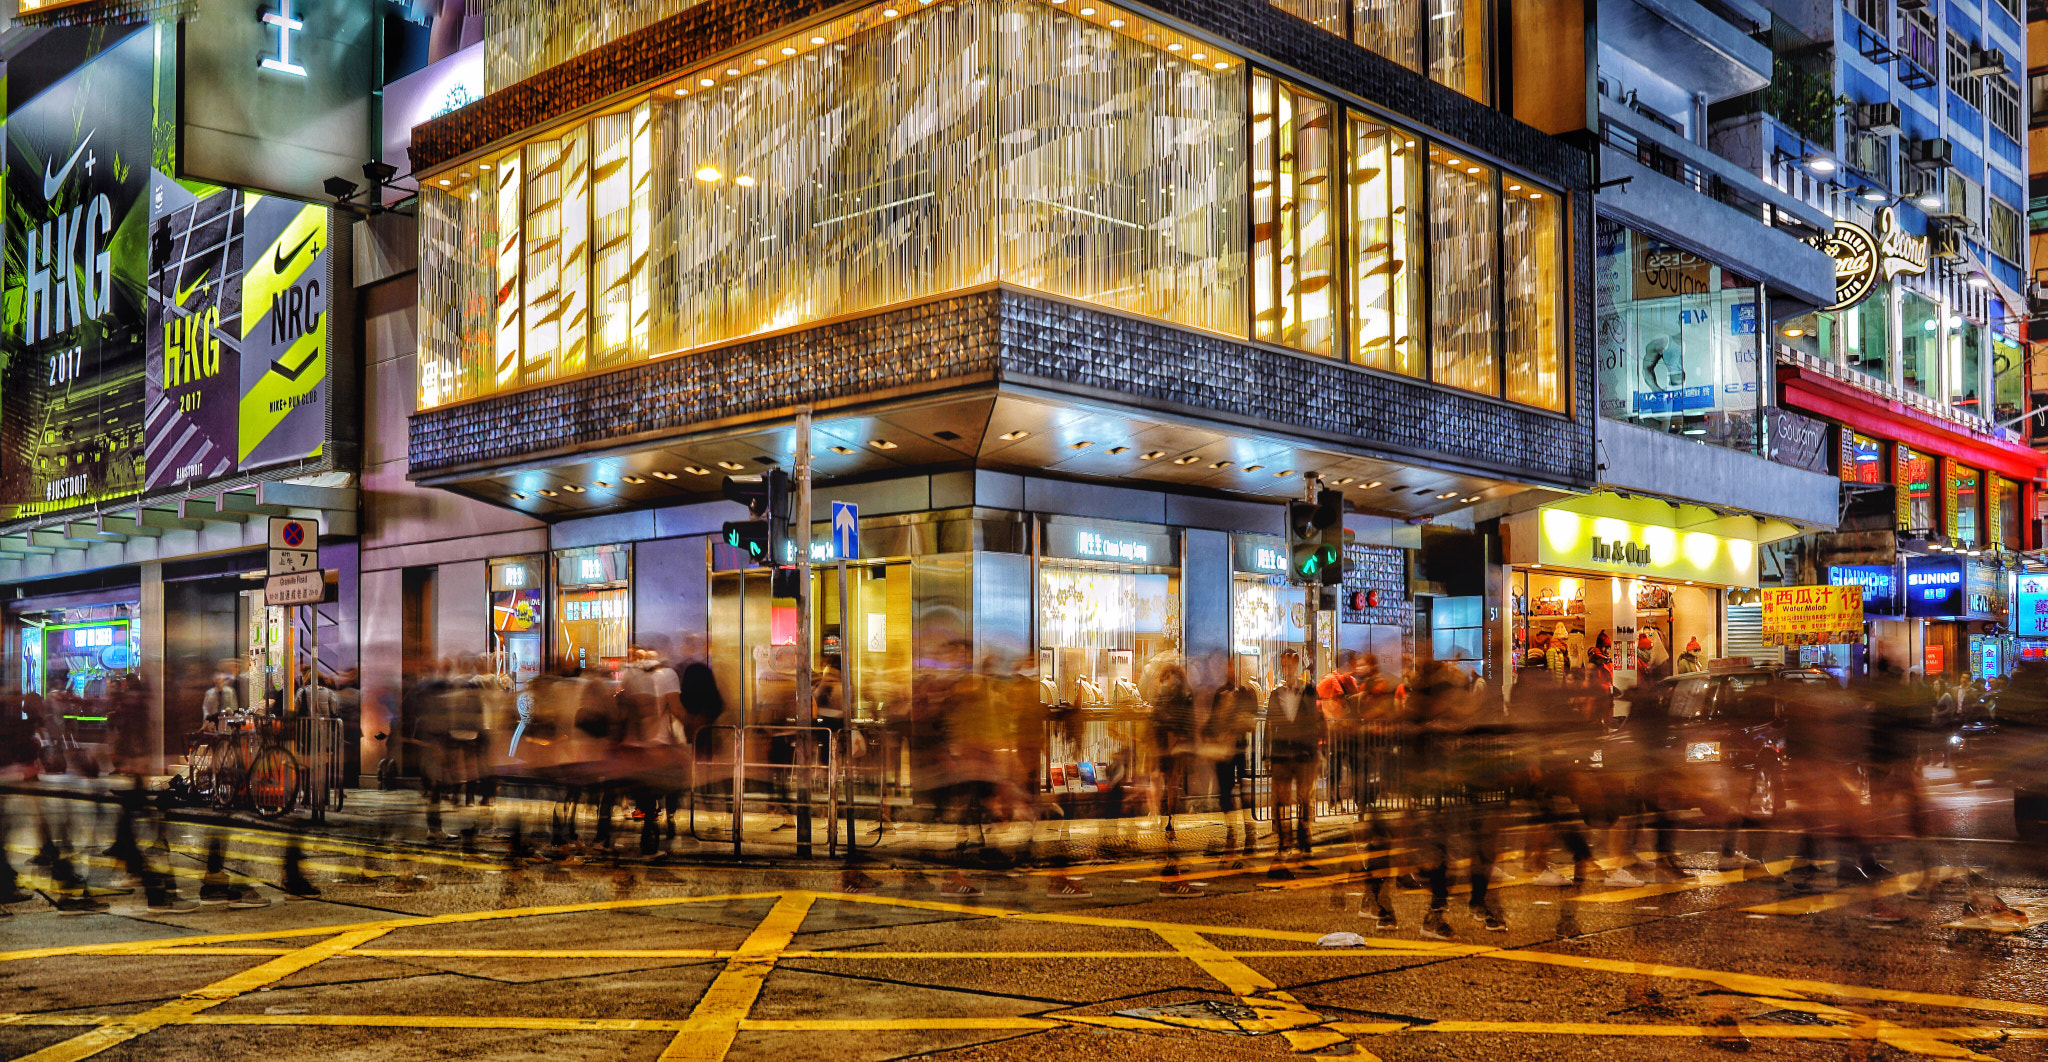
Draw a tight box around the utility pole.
[794,407,814,858]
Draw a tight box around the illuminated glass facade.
[418,0,1564,412]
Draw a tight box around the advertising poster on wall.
[2014,574,2048,637]
[145,188,243,487]
[0,28,155,519]
[1759,585,1864,646]
[236,196,330,470]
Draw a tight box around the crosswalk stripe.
[1573,860,1804,904]
[1740,869,1940,916]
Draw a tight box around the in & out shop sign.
[1511,507,1757,586]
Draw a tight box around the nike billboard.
[146,189,329,488]
[0,28,154,518]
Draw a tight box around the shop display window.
[489,556,547,688]
[1595,219,1762,453]
[1346,112,1423,378]
[555,545,631,673]
[1430,147,1498,397]
[1272,0,1489,103]
[1900,291,1940,399]
[1040,564,1180,709]
[1839,431,1885,484]
[1232,571,1307,701]
[1507,570,1718,696]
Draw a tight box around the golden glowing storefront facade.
[415,0,1567,414]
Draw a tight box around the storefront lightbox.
[1508,506,1758,586]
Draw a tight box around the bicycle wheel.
[248,746,301,818]
[187,743,217,803]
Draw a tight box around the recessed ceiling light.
[1365,480,1383,489]
[681,467,710,476]
[869,439,898,450]
[1445,158,1462,166]
[998,430,1031,441]
[734,175,755,187]
[883,6,899,14]
[1274,470,1294,477]
[673,87,688,96]
[1140,451,1165,460]
[696,165,722,182]
[699,77,715,87]
[1436,492,1457,499]
[563,484,586,493]
[782,46,797,55]
[1173,455,1200,465]
[1334,477,1355,486]
[1462,495,1480,503]
[725,68,740,76]
[1243,465,1264,472]
[653,471,680,480]
[1168,43,1182,51]
[811,35,826,44]
[1069,441,1093,449]
[591,481,610,488]
[1215,61,1228,69]
[830,445,855,455]
[718,460,746,471]
[1109,18,1124,26]
[538,489,558,497]
[437,178,451,186]
[753,57,768,65]
[510,493,527,500]
[479,162,492,170]
[622,475,646,484]
[1191,51,1206,60]
[1210,460,1232,469]
[1105,446,1128,455]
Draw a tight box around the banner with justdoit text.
[1760,585,1865,647]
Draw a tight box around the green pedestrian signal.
[1285,490,1345,586]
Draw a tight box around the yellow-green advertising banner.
[1760,585,1865,647]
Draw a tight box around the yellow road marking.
[1741,869,1937,916]
[1148,847,1405,884]
[1026,839,1372,877]
[656,891,814,1062]
[13,926,388,1062]
[143,947,1454,961]
[196,827,504,872]
[0,891,786,963]
[1573,860,1802,903]
[1154,927,1349,1052]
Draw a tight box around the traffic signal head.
[1286,490,1345,584]
[721,519,771,563]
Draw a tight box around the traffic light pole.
[1302,471,1321,675]
[794,408,815,858]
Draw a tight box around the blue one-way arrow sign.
[831,501,860,560]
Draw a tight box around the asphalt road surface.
[1,788,2043,1062]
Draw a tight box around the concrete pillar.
[139,561,166,773]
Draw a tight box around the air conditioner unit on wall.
[1904,138,1953,166]
[1856,102,1903,134]
[1929,219,1967,259]
[1968,47,2007,76]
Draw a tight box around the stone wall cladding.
[412,0,1592,194]
[410,290,1595,488]
[408,292,1002,474]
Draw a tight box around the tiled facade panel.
[410,290,1595,486]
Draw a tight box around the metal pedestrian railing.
[285,716,347,821]
[686,725,841,856]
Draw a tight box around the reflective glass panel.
[1429,146,1497,396]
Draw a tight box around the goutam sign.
[1812,206,1928,311]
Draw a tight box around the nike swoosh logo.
[271,342,319,382]
[42,131,94,201]
[273,229,317,275]
[174,270,209,307]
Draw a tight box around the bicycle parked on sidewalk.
[175,709,300,818]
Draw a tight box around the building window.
[1952,465,1981,545]
[1947,172,1984,223]
[1842,286,1890,384]
[1252,76,1339,357]
[1947,33,1984,111]
[1987,75,2021,140]
[419,1,1565,415]
[1986,198,2022,261]
[1504,181,1564,409]
[1429,148,1498,397]
[1949,317,1983,414]
[1997,475,2022,549]
[1845,130,1890,182]
[1845,0,1886,34]
[1596,219,1764,452]
[1900,290,1940,399]
[1346,113,1424,376]
[1270,0,1489,103]
[2031,70,2048,125]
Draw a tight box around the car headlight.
[1686,741,1721,763]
